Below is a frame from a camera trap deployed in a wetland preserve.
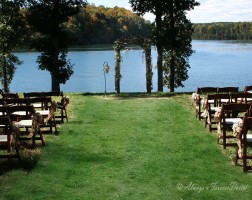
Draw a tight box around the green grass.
[0,93,252,200]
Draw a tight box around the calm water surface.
[10,40,252,93]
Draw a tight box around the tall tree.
[0,0,25,92]
[129,0,199,92]
[129,0,165,92]
[26,0,86,91]
[162,1,199,92]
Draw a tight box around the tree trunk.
[51,1,60,92]
[3,58,9,92]
[155,9,163,92]
[169,56,175,92]
[51,67,60,92]
[157,46,163,92]
[51,36,60,92]
[169,7,175,93]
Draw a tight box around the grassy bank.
[0,93,251,199]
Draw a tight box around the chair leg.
[61,109,64,123]
[32,134,36,147]
[52,116,57,133]
[59,108,68,123]
[32,129,45,146]
[222,127,226,149]
[64,109,68,122]
[7,139,12,163]
[243,144,247,172]
[40,131,45,146]
[234,146,239,166]
[198,105,201,120]
[15,147,22,163]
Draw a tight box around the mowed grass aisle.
[0,93,252,199]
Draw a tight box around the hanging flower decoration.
[103,62,110,73]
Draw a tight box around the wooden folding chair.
[7,105,45,147]
[204,93,230,132]
[234,115,252,172]
[27,97,57,134]
[218,103,250,149]
[44,91,69,123]
[0,116,21,163]
[196,87,218,120]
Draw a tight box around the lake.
[10,40,252,93]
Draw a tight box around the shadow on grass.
[0,147,41,176]
[82,153,111,163]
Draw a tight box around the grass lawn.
[0,93,252,200]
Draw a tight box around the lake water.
[10,40,252,93]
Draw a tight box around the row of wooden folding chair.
[1,91,68,124]
[1,97,57,134]
[194,86,252,172]
[200,101,252,172]
[204,92,252,132]
[197,91,252,122]
[23,92,68,123]
[195,87,239,120]
[0,104,45,145]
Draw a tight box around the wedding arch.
[114,35,152,93]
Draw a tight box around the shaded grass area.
[0,93,252,200]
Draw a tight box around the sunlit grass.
[0,93,252,200]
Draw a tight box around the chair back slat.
[1,93,19,99]
[23,92,44,98]
[7,105,35,121]
[218,87,239,93]
[197,87,218,95]
[4,98,28,106]
[221,103,250,118]
[27,97,51,110]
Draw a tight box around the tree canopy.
[34,4,152,46]
[130,0,199,92]
[26,0,86,91]
[0,0,25,92]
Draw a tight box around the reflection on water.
[10,40,252,93]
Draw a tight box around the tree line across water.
[21,5,252,46]
[20,5,252,46]
[192,22,252,40]
[22,4,152,47]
